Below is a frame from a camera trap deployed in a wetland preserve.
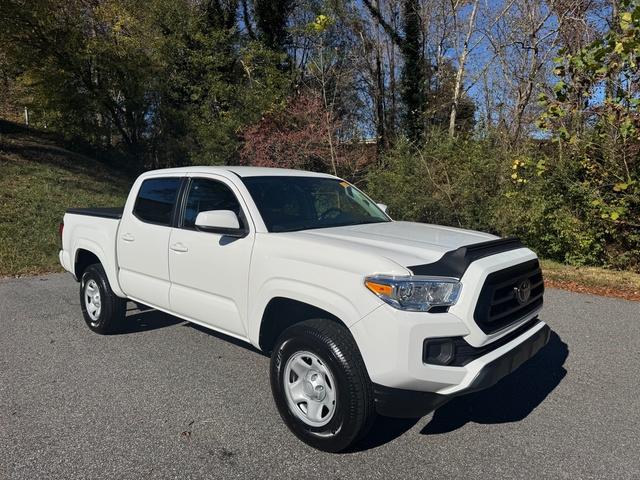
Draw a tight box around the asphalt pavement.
[1,273,639,479]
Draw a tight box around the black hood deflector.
[408,238,525,278]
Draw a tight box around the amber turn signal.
[364,280,393,296]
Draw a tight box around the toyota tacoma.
[59,166,549,452]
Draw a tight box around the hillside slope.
[0,121,131,276]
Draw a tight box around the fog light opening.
[424,339,455,366]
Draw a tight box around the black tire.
[270,318,376,452]
[79,263,126,334]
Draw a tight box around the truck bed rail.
[66,207,124,219]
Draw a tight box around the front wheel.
[270,319,376,452]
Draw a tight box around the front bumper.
[372,323,550,418]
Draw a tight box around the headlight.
[364,275,461,312]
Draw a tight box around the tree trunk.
[375,48,386,150]
[448,0,479,137]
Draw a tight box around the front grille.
[473,259,544,334]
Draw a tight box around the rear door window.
[133,177,181,226]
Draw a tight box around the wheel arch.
[258,297,347,353]
[249,278,373,352]
[72,240,126,298]
[74,249,101,280]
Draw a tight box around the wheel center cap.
[303,371,326,401]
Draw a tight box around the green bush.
[366,132,640,272]
[366,133,505,232]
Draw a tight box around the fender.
[72,238,126,298]
[247,277,379,348]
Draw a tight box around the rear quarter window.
[133,177,181,225]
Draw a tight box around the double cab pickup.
[59,166,549,451]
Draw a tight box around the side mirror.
[377,203,388,214]
[195,210,247,237]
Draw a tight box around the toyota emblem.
[514,279,531,305]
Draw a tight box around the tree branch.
[362,0,404,46]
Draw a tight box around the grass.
[541,259,640,301]
[0,121,130,276]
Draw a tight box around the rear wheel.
[80,264,126,334]
[270,318,376,452]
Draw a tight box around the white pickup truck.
[59,166,549,452]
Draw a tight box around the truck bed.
[66,207,124,219]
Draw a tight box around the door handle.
[170,242,188,253]
[121,233,135,242]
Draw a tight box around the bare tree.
[485,0,566,142]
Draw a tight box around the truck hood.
[290,221,498,270]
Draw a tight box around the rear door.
[117,176,183,309]
[168,175,254,337]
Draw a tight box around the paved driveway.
[1,273,639,479]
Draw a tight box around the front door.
[168,176,254,337]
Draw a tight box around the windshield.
[242,176,390,232]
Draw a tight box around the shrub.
[365,132,640,272]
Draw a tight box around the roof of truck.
[141,166,338,179]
